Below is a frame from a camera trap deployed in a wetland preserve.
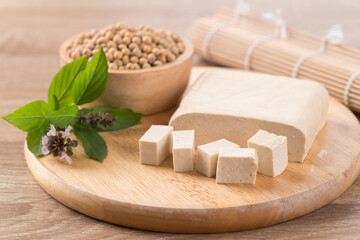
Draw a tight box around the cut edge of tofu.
[197,138,240,152]
[172,130,195,172]
[248,129,287,149]
[140,125,174,142]
[247,130,288,177]
[218,148,258,164]
[139,125,174,166]
[172,130,195,149]
[216,148,258,184]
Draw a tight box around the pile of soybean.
[66,23,185,70]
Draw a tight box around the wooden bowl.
[59,35,194,115]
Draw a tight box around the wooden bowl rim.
[59,32,194,74]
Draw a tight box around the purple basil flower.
[59,152,72,165]
[60,126,72,138]
[42,135,49,145]
[41,125,77,165]
[41,145,50,155]
[77,110,116,128]
[47,124,56,137]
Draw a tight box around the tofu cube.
[139,125,173,166]
[247,130,288,177]
[172,130,195,172]
[197,139,240,177]
[216,148,258,184]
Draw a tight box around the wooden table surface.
[1,0,359,239]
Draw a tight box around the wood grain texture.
[1,0,360,239]
[59,36,194,115]
[23,67,360,233]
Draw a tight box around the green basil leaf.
[49,94,59,111]
[26,132,43,156]
[72,48,108,105]
[2,100,50,133]
[80,105,117,113]
[45,105,78,129]
[73,126,107,162]
[48,56,87,106]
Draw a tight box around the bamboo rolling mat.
[186,8,360,112]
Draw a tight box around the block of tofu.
[139,125,173,166]
[169,69,328,162]
[197,139,239,177]
[172,130,195,172]
[247,130,288,177]
[216,148,258,184]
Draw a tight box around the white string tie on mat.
[202,0,249,60]
[290,24,358,106]
[244,9,287,71]
[344,71,360,106]
[291,24,344,78]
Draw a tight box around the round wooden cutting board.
[25,67,360,233]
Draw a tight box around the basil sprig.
[2,48,142,163]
